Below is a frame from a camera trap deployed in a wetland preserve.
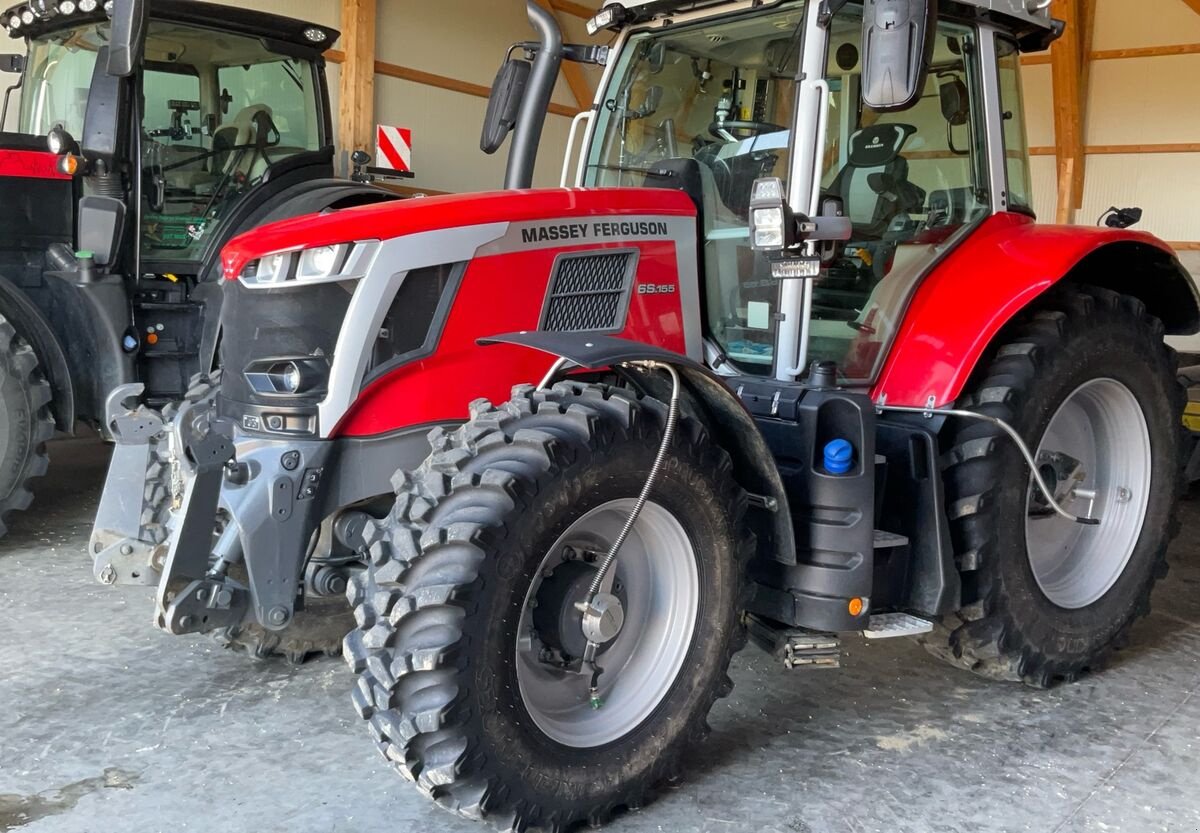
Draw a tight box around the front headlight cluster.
[240,243,362,287]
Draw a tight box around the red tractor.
[94,0,1197,829]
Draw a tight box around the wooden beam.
[1050,0,1084,220]
[336,0,377,172]
[1030,142,1200,155]
[1022,41,1200,65]
[534,0,595,110]
[325,50,581,118]
[1074,0,1096,202]
[549,0,598,19]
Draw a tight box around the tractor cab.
[575,0,1055,386]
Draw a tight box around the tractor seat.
[213,104,275,180]
[827,123,924,240]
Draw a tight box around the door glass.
[19,24,105,138]
[996,37,1033,214]
[806,9,990,382]
[584,2,807,375]
[139,21,321,264]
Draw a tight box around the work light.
[587,4,627,35]
[58,0,76,13]
[7,13,20,28]
[748,177,793,252]
[78,0,96,10]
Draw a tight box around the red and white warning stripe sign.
[376,125,412,173]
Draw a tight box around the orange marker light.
[848,597,864,617]
[57,155,79,176]
[146,333,159,345]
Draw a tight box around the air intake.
[540,250,637,333]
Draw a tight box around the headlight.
[242,251,294,285]
[296,244,349,280]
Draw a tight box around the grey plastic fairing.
[480,331,796,566]
[153,418,442,633]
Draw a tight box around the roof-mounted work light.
[587,4,628,35]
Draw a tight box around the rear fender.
[480,332,796,566]
[872,214,1200,408]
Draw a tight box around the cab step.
[862,612,935,639]
[745,613,841,669]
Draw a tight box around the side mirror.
[638,85,664,119]
[481,57,531,154]
[860,0,935,112]
[647,42,667,74]
[939,79,969,126]
[0,54,23,74]
[82,47,126,164]
[106,0,148,78]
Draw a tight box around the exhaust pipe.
[505,0,564,190]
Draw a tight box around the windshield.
[138,21,323,263]
[19,24,103,137]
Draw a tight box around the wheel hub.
[531,559,625,661]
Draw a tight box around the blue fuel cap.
[824,439,854,475]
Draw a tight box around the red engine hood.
[221,186,698,280]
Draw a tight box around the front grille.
[540,250,636,333]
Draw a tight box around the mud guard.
[479,332,797,566]
[90,383,166,586]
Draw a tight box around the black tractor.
[0,0,393,535]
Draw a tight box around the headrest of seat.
[847,123,916,168]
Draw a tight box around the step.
[862,612,934,640]
[745,614,841,669]
[873,530,909,549]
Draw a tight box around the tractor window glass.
[18,25,105,138]
[996,37,1033,214]
[800,10,990,383]
[137,21,322,264]
[584,3,807,375]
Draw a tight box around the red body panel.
[870,212,1181,407]
[335,239,690,436]
[0,149,72,181]
[222,187,698,279]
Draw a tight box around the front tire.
[924,286,1182,687]
[345,381,752,830]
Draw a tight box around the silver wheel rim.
[1024,378,1152,609]
[515,499,699,748]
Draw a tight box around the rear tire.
[923,286,1182,687]
[345,381,752,831]
[0,317,54,537]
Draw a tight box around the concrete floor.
[2,439,1199,833]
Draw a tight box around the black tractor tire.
[344,381,753,831]
[923,286,1183,687]
[211,593,353,664]
[0,316,54,537]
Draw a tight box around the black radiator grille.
[540,251,636,333]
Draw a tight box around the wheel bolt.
[1117,487,1132,504]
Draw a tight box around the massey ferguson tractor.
[93,0,1197,829]
[0,0,391,537]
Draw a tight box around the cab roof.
[605,0,1059,51]
[2,0,338,54]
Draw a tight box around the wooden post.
[1183,0,1200,14]
[1050,0,1084,223]
[1073,0,1096,207]
[337,0,377,175]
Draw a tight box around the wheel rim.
[1024,378,1152,609]
[515,499,699,748]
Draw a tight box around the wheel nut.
[1117,487,1132,504]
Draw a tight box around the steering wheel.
[709,120,786,141]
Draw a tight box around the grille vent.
[540,250,636,333]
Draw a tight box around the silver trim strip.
[317,223,509,435]
[976,25,1010,214]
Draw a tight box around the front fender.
[481,331,796,566]
[872,213,1199,408]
